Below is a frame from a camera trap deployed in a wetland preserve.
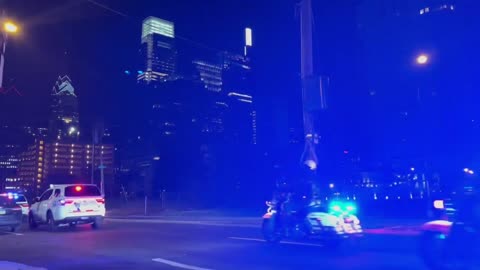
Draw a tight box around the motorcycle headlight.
[345,203,357,214]
[331,204,341,212]
[329,201,357,214]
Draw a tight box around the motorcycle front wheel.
[262,218,282,244]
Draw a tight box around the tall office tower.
[49,75,80,141]
[138,17,177,83]
[221,50,256,145]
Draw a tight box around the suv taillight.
[434,200,445,209]
[96,198,105,204]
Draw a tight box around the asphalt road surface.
[0,219,426,270]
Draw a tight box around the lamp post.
[0,19,19,89]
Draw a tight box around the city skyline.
[2,0,480,196]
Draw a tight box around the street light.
[416,54,429,65]
[3,22,18,33]
[1,20,19,88]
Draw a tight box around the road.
[0,218,426,270]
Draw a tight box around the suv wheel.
[10,225,20,233]
[91,217,103,230]
[28,213,38,230]
[47,211,57,232]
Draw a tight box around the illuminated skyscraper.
[49,75,80,141]
[138,17,177,83]
[222,51,257,145]
[193,60,223,92]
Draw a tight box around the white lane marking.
[2,231,24,236]
[107,218,257,228]
[229,237,265,243]
[152,258,214,270]
[228,237,324,247]
[0,261,47,269]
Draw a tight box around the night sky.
[4,0,480,169]
[2,0,300,137]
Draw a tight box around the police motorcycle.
[419,177,480,270]
[261,195,363,247]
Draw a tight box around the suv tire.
[28,212,38,230]
[91,217,103,230]
[47,211,57,232]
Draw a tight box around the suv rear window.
[65,186,101,197]
[0,196,18,207]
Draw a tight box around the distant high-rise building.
[49,75,80,141]
[193,60,223,92]
[226,92,256,144]
[244,27,253,56]
[17,140,114,196]
[221,52,251,93]
[0,144,21,192]
[138,17,177,83]
[221,51,256,144]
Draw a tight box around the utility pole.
[0,28,6,89]
[299,0,327,171]
[298,0,329,200]
[0,11,18,89]
[91,128,96,184]
[99,146,105,196]
[0,11,7,89]
[91,121,105,194]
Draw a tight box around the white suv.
[29,184,105,231]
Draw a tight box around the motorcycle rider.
[271,177,316,236]
[445,180,480,266]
